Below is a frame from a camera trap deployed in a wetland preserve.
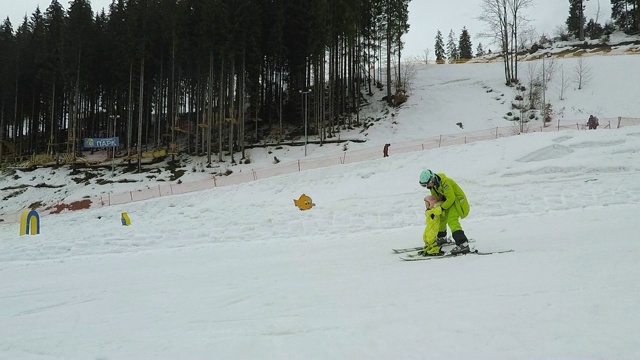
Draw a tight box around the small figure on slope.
[418,195,445,256]
[419,169,471,255]
[587,115,599,130]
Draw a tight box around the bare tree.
[517,56,557,123]
[508,0,533,82]
[478,0,532,85]
[554,25,569,41]
[400,61,418,94]
[478,0,512,84]
[509,92,532,134]
[573,57,593,90]
[526,62,542,110]
[557,64,571,100]
[422,48,431,64]
[540,56,556,121]
[542,56,557,84]
[518,25,537,51]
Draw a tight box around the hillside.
[1,30,640,359]
[1,33,640,220]
[1,105,639,359]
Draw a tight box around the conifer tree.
[458,27,473,59]
[446,29,458,62]
[0,0,414,158]
[0,18,15,162]
[567,0,586,39]
[434,30,445,62]
[42,0,66,150]
[610,0,640,31]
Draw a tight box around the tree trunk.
[207,53,213,165]
[240,52,246,159]
[218,56,224,163]
[170,31,176,161]
[637,1,640,33]
[48,81,55,156]
[228,56,235,163]
[278,61,283,144]
[137,57,145,172]
[511,21,516,82]
[397,30,402,90]
[127,63,133,158]
[503,0,511,86]
[0,99,4,162]
[579,0,585,41]
[386,0,393,105]
[156,54,164,151]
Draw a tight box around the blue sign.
[84,137,120,148]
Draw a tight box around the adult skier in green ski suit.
[419,169,471,255]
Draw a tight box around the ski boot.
[450,231,471,255]
[450,243,470,255]
[418,245,443,257]
[436,232,449,246]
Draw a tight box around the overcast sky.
[0,0,113,26]
[405,0,612,59]
[1,0,612,59]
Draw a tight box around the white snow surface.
[1,47,640,359]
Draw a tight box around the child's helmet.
[419,169,435,185]
[424,195,439,209]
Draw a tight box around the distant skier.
[418,195,445,256]
[419,169,471,255]
[383,143,390,157]
[587,115,599,130]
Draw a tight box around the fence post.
[130,191,133,201]
[618,116,621,129]
[253,169,257,181]
[557,120,560,131]
[158,185,162,197]
[298,160,301,171]
[213,176,217,187]
[438,135,442,147]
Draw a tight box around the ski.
[474,249,514,256]
[392,238,475,253]
[400,249,514,261]
[392,243,457,253]
[392,246,427,253]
